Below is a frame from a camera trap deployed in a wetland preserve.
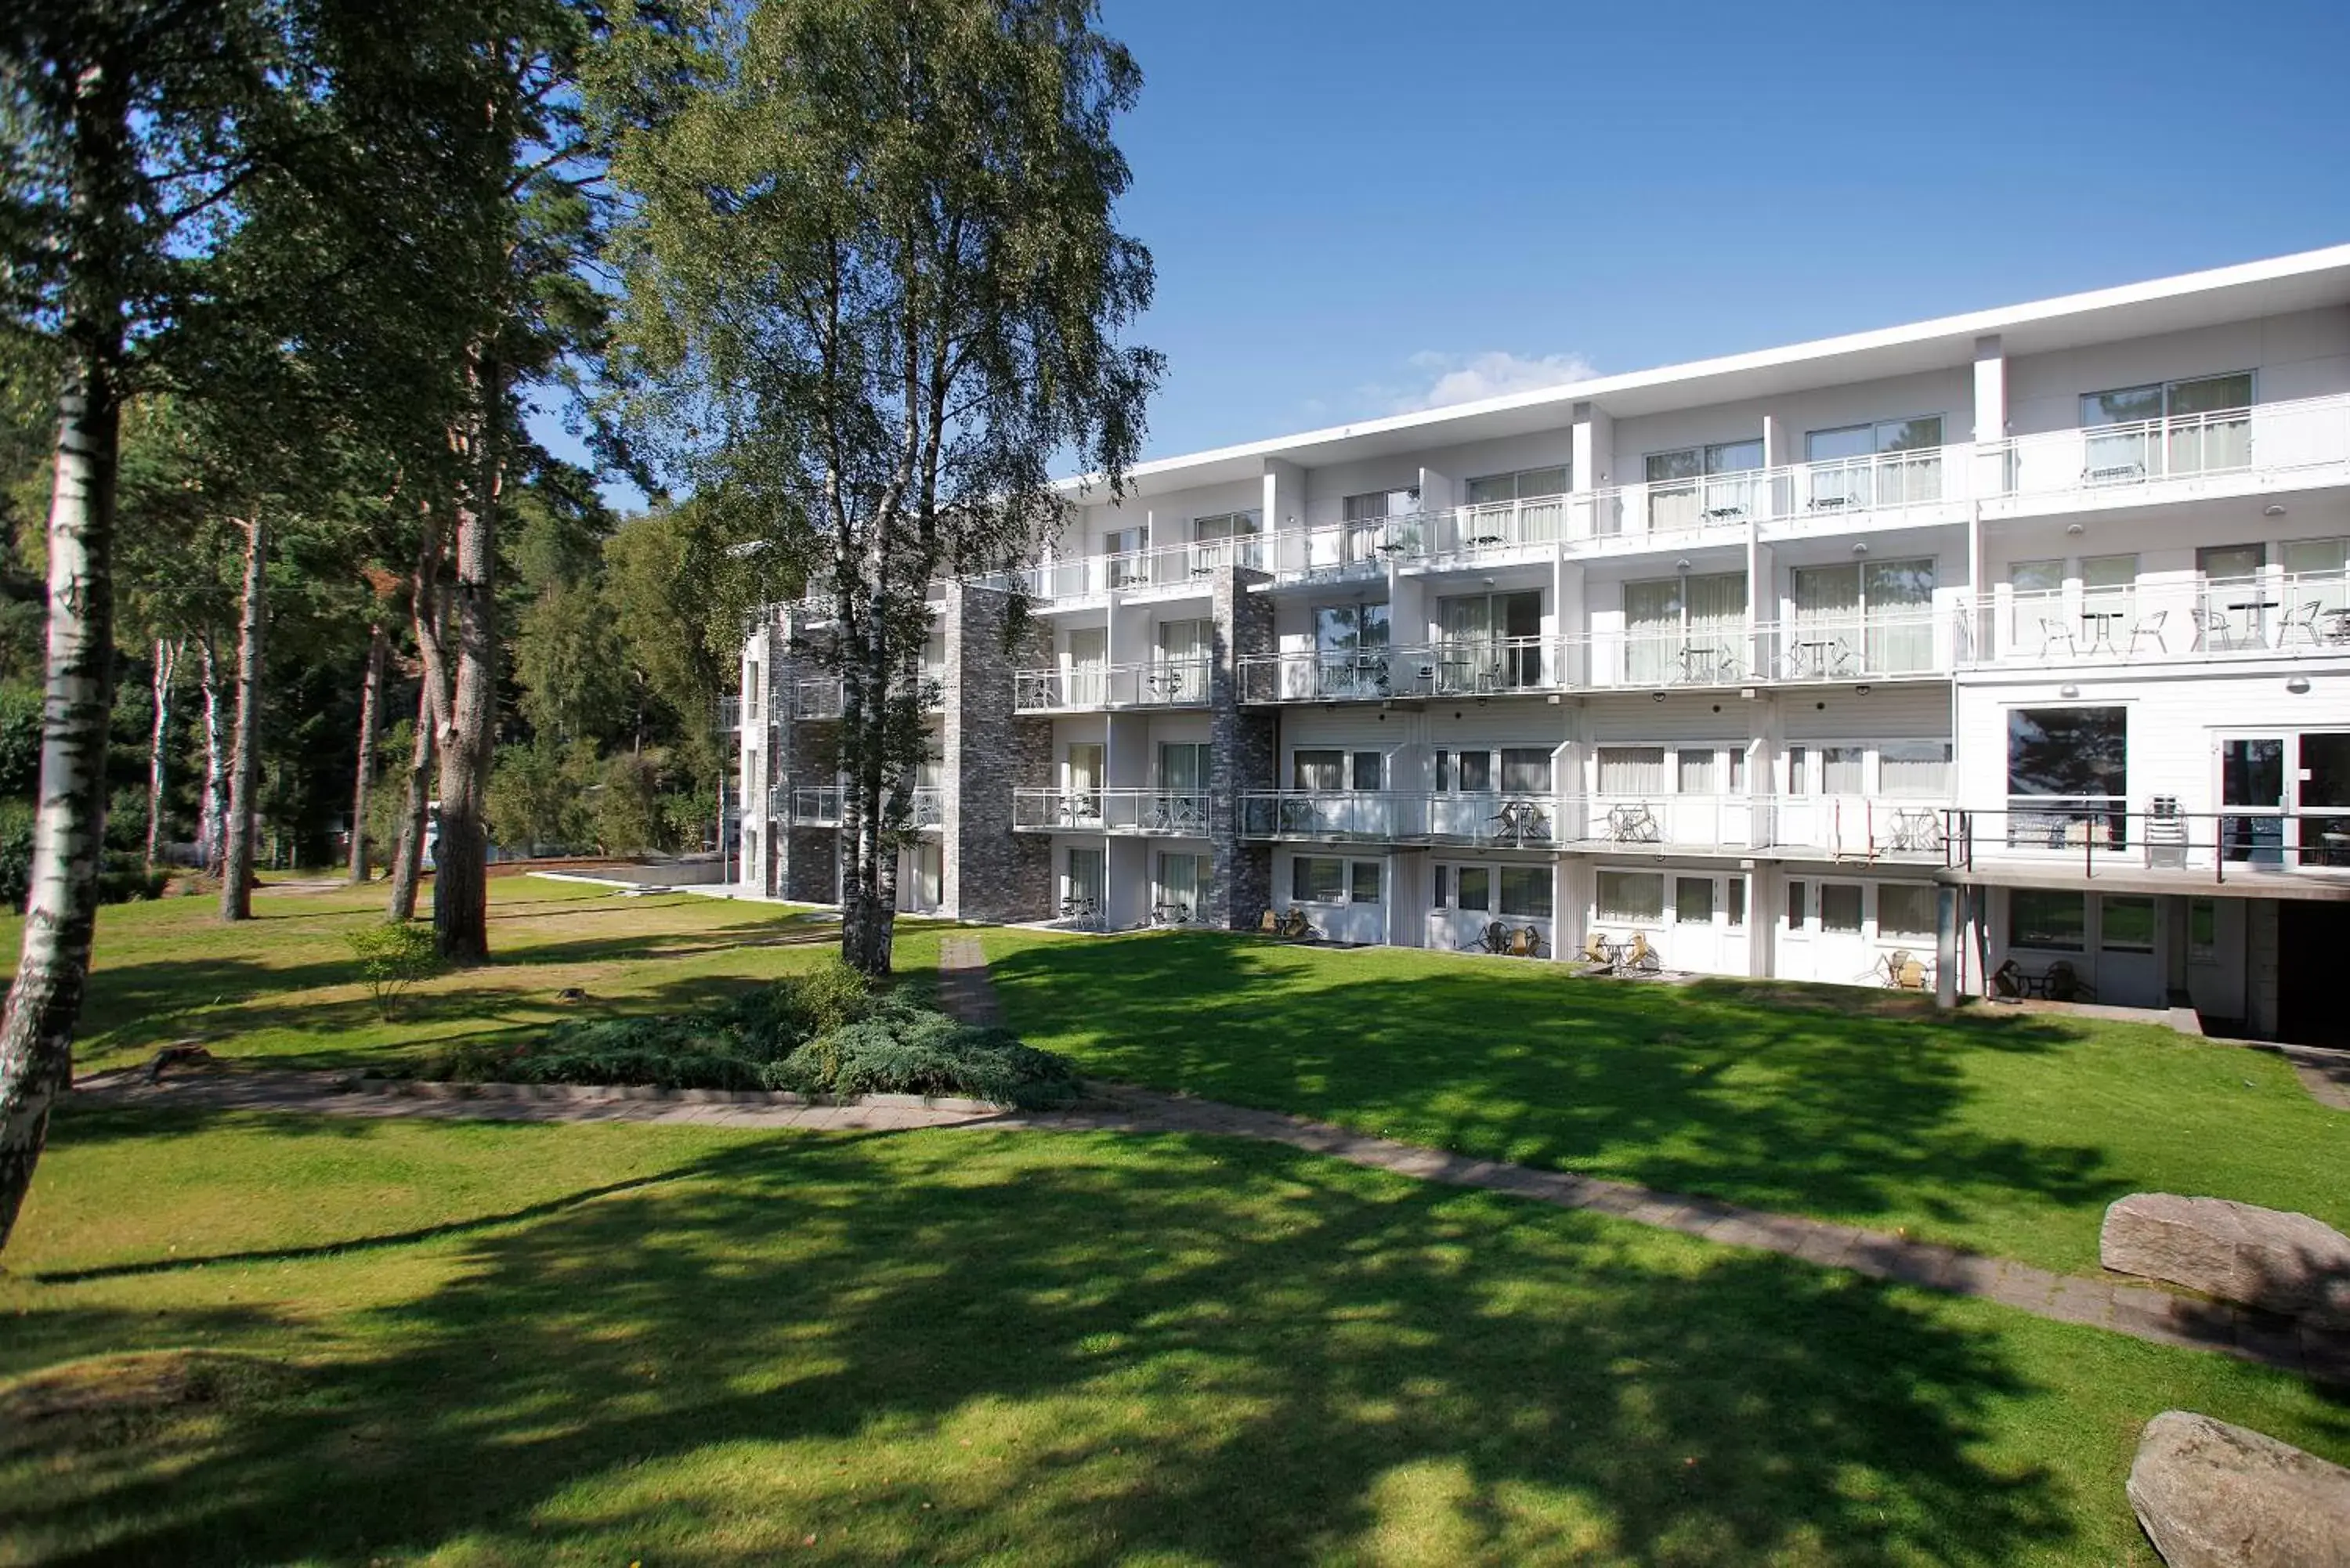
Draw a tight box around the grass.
[978,929,2350,1277]
[49,873,948,1075]
[5,1107,2347,1566]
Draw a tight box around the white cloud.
[1368,349,1599,414]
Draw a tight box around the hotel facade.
[734,247,2350,1046]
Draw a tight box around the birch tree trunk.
[433,359,500,963]
[387,515,448,922]
[218,514,266,921]
[197,632,226,876]
[144,637,179,871]
[347,620,385,882]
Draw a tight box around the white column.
[1972,334,2007,444]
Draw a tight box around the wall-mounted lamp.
[2065,522,2084,537]
[2287,675,2312,694]
[1855,684,1872,695]
[1652,691,1667,703]
[2059,683,2081,699]
[1851,541,1869,555]
[1675,558,1690,571]
[2265,504,2288,518]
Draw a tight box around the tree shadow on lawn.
[985,933,2118,1237]
[9,1130,2087,1566]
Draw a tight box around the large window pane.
[1822,746,1865,794]
[1458,750,1493,792]
[1499,865,1553,919]
[1675,876,1714,924]
[1596,870,1664,923]
[1349,861,1381,904]
[1678,750,1716,794]
[1879,883,1936,938]
[1820,883,1864,933]
[1500,748,1552,793]
[2007,707,2126,797]
[2168,373,2252,417]
[1351,751,1383,791]
[1806,424,1872,462]
[1457,865,1490,911]
[2082,385,2165,426]
[2102,895,2155,952]
[1880,742,1952,797]
[1292,750,1343,790]
[2010,890,2086,950]
[1293,856,1344,903]
[1596,746,1665,794]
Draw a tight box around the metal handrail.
[1011,787,1225,833]
[1011,657,1213,710]
[1943,803,2350,882]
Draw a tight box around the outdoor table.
[1791,639,1845,677]
[1146,667,1188,702]
[2322,607,2350,644]
[1470,533,1504,547]
[2079,609,2124,654]
[1677,644,1729,683]
[2227,598,2280,648]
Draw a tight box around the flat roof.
[1073,244,2350,500]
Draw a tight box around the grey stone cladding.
[940,581,1053,922]
[1210,565,1276,928]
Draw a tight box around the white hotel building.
[737,247,2350,1046]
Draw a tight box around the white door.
[1813,880,1874,985]
[2095,894,2162,1007]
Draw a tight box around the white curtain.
[1597,746,1665,795]
[1623,580,1679,684]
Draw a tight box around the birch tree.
[595,0,1160,975]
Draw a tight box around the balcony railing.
[1238,638,1585,703]
[1956,572,2350,668]
[1976,395,2350,504]
[1947,804,2350,880]
[1012,787,1224,834]
[787,785,943,829]
[717,695,743,733]
[1240,789,1950,858]
[1010,537,1264,603]
[1012,656,1213,711]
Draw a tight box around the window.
[1465,466,1570,505]
[1191,510,1259,542]
[1822,746,1865,795]
[1161,742,1209,792]
[1349,861,1382,904]
[1500,748,1552,793]
[1645,439,1765,530]
[1351,751,1383,791]
[1727,750,1746,793]
[1431,865,1448,909]
[1596,746,1665,795]
[1880,742,1952,797]
[1675,876,1714,924]
[1343,487,1419,522]
[1313,602,1390,656]
[1292,750,1343,790]
[1725,876,1746,927]
[2102,895,2155,952]
[2010,890,2086,950]
[1457,750,1494,792]
[1437,591,1546,686]
[1678,750,1716,794]
[1787,745,1808,796]
[1499,865,1553,919]
[1104,523,1148,557]
[1803,416,1945,507]
[2285,538,2350,619]
[746,667,761,723]
[2007,706,2127,804]
[1820,883,1864,934]
[1457,865,1491,911]
[2009,558,2065,644]
[1156,853,1206,917]
[1433,749,1452,792]
[1293,857,1345,903]
[1791,559,1936,674]
[1597,870,1665,923]
[1066,847,1105,907]
[1878,883,1936,940]
[2082,554,2137,599]
[1786,879,1807,927]
[2083,373,2253,478]
[2188,898,2218,963]
[1155,617,1212,667]
[1625,573,1747,685]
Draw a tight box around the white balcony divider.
[1012,787,1224,833]
[1012,656,1213,710]
[1237,638,1585,703]
[1956,569,2350,668]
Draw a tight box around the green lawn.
[978,930,2350,1277]
[6,1107,2346,1566]
[55,874,936,1074]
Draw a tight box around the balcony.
[1010,537,1263,606]
[1947,804,2350,887]
[717,695,743,733]
[1957,573,2350,670]
[788,668,945,720]
[1239,789,1949,860]
[1978,394,2350,511]
[1238,638,1583,704]
[1013,657,1212,712]
[786,785,942,829]
[1012,787,1224,834]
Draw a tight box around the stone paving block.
[1792,1225,1862,1269]
[2044,1279,2117,1328]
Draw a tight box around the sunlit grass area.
[7,1108,2346,1566]
[45,874,948,1074]
[979,929,2350,1277]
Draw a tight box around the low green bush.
[345,921,443,1018]
[407,966,1078,1107]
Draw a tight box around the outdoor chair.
[1581,932,1615,970]
[1896,956,1929,991]
[2124,609,2168,655]
[1882,948,1912,988]
[1990,959,2025,1000]
[2044,959,2093,1003]
[1281,909,1314,941]
[1509,925,1546,959]
[2278,599,2327,648]
[1622,932,1661,973]
[1462,919,1509,954]
[2037,617,2078,659]
[1258,908,1281,934]
[2188,606,2236,652]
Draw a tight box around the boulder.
[2101,1194,2350,1328]
[2127,1411,2350,1567]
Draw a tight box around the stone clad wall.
[942,582,1052,922]
[1211,565,1276,927]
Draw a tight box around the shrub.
[97,851,168,905]
[778,957,873,1038]
[345,921,443,1018]
[780,998,1079,1108]
[0,800,32,912]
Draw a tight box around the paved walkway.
[2278,1043,2350,1111]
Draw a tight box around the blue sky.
[544,0,2350,504]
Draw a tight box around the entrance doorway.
[2279,901,2350,1046]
